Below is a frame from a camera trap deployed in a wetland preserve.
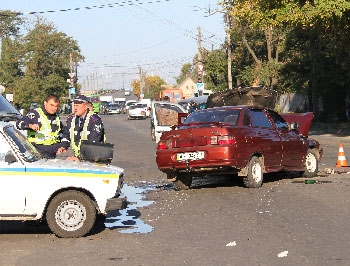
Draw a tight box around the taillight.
[211,135,235,145]
[157,140,171,150]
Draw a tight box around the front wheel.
[243,156,263,188]
[46,190,96,238]
[302,149,318,178]
[173,174,192,191]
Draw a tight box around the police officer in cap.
[16,94,64,159]
[58,95,105,161]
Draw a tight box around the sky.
[2,0,226,91]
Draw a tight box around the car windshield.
[4,125,42,162]
[130,104,144,110]
[0,95,22,121]
[183,109,241,125]
[126,102,136,106]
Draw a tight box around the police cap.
[73,95,89,104]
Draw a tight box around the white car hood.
[26,158,124,175]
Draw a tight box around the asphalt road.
[1,114,350,266]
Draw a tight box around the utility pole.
[197,27,203,62]
[225,9,233,90]
[139,66,145,99]
[197,27,204,96]
[194,2,234,90]
[68,53,76,99]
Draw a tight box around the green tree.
[219,0,350,120]
[14,18,84,106]
[175,63,195,85]
[0,11,24,95]
[225,0,288,89]
[144,76,166,99]
[202,49,228,91]
[131,75,165,100]
[278,1,350,119]
[131,79,141,98]
[0,38,23,91]
[0,10,23,38]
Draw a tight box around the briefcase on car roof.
[79,141,114,163]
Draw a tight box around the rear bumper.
[105,196,127,212]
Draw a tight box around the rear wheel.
[46,190,96,238]
[302,149,318,178]
[173,174,192,191]
[243,156,263,188]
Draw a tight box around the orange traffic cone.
[336,143,349,167]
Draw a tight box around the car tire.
[302,149,318,178]
[151,127,156,141]
[243,156,263,188]
[46,190,96,238]
[173,174,192,191]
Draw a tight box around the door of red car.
[267,110,305,169]
[245,109,283,171]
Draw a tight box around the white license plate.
[176,151,205,161]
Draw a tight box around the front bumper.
[105,196,127,212]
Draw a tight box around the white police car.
[0,121,126,238]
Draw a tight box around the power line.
[14,0,170,16]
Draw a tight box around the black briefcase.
[79,141,114,163]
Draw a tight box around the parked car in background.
[150,101,187,142]
[128,104,147,120]
[107,103,123,114]
[100,101,110,114]
[125,100,137,113]
[156,106,323,190]
[0,122,126,238]
[178,95,208,113]
[135,103,150,118]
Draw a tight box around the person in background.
[16,94,64,159]
[58,95,105,161]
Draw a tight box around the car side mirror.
[290,122,299,130]
[178,113,188,125]
[5,154,17,163]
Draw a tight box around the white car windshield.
[4,125,42,162]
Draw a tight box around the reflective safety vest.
[70,111,106,157]
[27,108,61,145]
[70,112,92,157]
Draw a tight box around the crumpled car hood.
[280,112,314,137]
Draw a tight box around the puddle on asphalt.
[104,184,157,234]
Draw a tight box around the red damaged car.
[156,106,323,190]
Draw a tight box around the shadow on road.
[187,171,315,190]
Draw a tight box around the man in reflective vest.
[16,94,64,159]
[59,95,105,161]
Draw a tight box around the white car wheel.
[46,190,96,238]
[243,156,263,188]
[302,149,318,177]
